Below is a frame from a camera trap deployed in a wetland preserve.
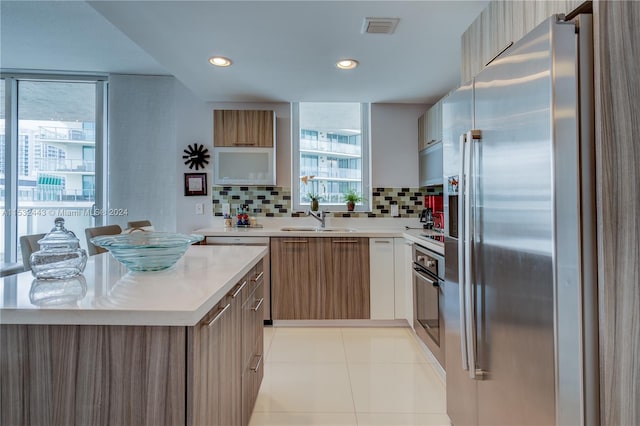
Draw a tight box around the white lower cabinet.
[403,240,414,328]
[393,238,408,320]
[369,238,395,319]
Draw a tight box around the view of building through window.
[1,79,98,262]
[297,102,367,208]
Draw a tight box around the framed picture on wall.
[184,173,207,196]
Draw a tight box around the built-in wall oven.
[413,243,445,367]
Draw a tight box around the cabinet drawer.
[242,339,264,425]
[242,281,264,367]
[248,261,265,296]
[229,277,250,307]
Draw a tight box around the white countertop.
[195,225,445,254]
[0,245,267,327]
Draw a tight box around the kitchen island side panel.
[0,324,186,426]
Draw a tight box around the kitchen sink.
[280,227,357,233]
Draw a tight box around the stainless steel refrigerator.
[442,14,599,426]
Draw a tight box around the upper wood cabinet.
[214,110,275,147]
[460,0,584,82]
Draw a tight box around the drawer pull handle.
[332,240,359,243]
[282,240,308,243]
[205,303,230,327]
[250,354,263,372]
[251,297,264,312]
[232,280,247,298]
[373,240,391,244]
[251,271,264,283]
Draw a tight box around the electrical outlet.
[222,203,230,216]
[391,204,399,217]
[195,203,204,215]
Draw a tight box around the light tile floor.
[249,327,451,426]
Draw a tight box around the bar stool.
[85,225,122,256]
[127,220,152,228]
[19,233,47,272]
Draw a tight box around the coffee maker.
[422,194,444,230]
[420,208,434,229]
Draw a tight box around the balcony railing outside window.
[300,138,361,156]
[300,167,361,180]
[34,158,96,173]
[37,126,95,142]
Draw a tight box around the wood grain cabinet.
[271,237,369,320]
[214,110,275,147]
[270,237,323,319]
[324,238,370,319]
[241,273,265,426]
[0,325,187,426]
[189,297,232,426]
[460,0,584,82]
[0,261,265,426]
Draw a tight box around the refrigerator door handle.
[464,130,476,379]
[466,129,484,380]
[458,132,469,371]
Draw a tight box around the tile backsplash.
[211,186,429,218]
[212,186,291,217]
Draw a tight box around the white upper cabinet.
[418,100,443,152]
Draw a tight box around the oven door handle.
[413,267,439,287]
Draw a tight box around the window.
[82,175,95,200]
[292,102,370,211]
[1,75,106,264]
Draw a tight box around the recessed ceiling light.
[209,56,232,67]
[336,59,359,70]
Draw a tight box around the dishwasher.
[205,236,271,324]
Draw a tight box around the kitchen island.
[0,245,267,426]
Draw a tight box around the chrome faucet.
[306,210,326,228]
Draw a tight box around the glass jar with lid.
[30,217,88,279]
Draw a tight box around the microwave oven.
[213,147,275,185]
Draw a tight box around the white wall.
[173,79,214,232]
[109,77,428,233]
[371,103,428,187]
[172,80,290,232]
[108,74,177,231]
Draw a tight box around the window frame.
[291,102,371,212]
[1,73,107,263]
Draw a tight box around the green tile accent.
[212,186,292,217]
[211,186,426,218]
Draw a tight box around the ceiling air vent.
[362,17,399,35]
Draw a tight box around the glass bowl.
[90,232,204,272]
